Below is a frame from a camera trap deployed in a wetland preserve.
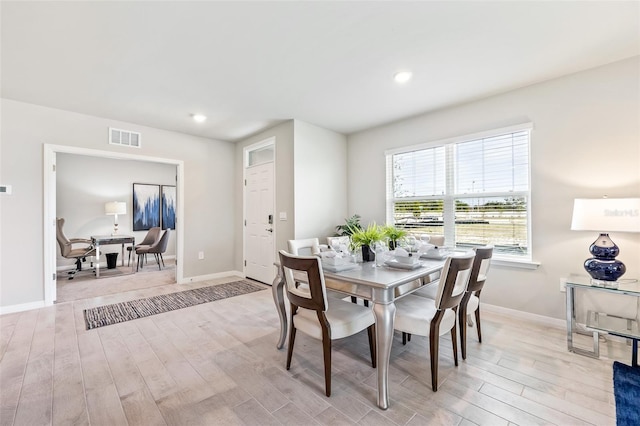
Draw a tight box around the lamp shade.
[571,198,640,233]
[105,201,127,216]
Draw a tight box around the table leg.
[373,301,396,410]
[566,285,600,358]
[566,285,574,351]
[95,245,101,278]
[130,240,136,274]
[272,269,287,350]
[121,243,125,266]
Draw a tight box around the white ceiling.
[2,1,638,142]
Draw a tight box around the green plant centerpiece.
[335,214,362,237]
[382,224,408,250]
[348,222,384,262]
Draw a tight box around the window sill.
[492,258,540,270]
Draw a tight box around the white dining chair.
[287,238,353,300]
[326,235,350,251]
[394,252,474,391]
[287,238,322,256]
[279,250,376,397]
[412,246,493,360]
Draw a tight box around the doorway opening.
[44,144,184,305]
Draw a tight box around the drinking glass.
[371,241,388,267]
[403,235,418,253]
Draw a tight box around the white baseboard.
[0,300,46,315]
[179,270,245,284]
[482,302,566,330]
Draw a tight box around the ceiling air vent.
[109,127,141,148]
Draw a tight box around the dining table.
[271,257,446,410]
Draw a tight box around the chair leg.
[155,254,162,270]
[350,296,369,307]
[322,331,332,397]
[286,327,296,370]
[429,332,440,392]
[159,253,165,268]
[367,325,376,368]
[475,309,482,343]
[459,306,468,360]
[451,320,459,367]
[286,309,297,370]
[429,313,444,392]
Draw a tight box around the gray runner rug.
[83,280,266,330]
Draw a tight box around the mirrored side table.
[566,275,640,366]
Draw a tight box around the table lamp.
[571,197,640,281]
[105,201,127,235]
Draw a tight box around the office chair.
[56,218,96,279]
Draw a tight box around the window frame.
[385,123,535,263]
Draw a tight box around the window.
[386,124,532,260]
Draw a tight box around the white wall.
[294,121,348,242]
[347,56,640,320]
[56,154,177,268]
[234,119,349,271]
[0,99,237,309]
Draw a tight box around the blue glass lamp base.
[583,233,626,282]
[584,258,626,281]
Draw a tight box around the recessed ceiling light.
[192,114,207,123]
[393,71,412,84]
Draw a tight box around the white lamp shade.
[571,198,640,233]
[105,201,127,216]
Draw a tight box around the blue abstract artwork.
[133,183,160,231]
[161,185,176,230]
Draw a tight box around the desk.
[272,259,445,410]
[566,275,640,366]
[91,235,135,278]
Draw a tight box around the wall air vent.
[109,127,141,148]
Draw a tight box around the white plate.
[384,259,423,270]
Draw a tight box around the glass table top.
[566,275,640,295]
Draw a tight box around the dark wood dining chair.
[279,250,376,397]
[287,238,357,302]
[393,252,474,391]
[412,246,493,359]
[458,246,493,359]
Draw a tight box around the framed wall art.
[132,183,160,231]
[161,185,176,230]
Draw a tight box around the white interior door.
[245,161,275,284]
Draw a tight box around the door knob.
[266,228,273,233]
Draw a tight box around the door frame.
[43,144,185,305]
[242,137,276,283]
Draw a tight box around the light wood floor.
[0,275,630,426]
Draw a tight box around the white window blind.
[387,126,532,259]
